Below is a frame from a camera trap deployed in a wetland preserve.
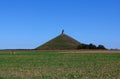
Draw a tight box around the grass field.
[0,51,120,79]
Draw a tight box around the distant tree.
[77,44,89,49]
[88,43,97,49]
[82,44,89,49]
[97,45,106,49]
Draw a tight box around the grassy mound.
[36,34,81,50]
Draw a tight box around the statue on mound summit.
[62,29,64,35]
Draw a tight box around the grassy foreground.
[0,51,120,79]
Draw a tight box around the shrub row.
[77,43,106,49]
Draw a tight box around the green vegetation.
[0,51,120,79]
[77,43,106,49]
[36,34,80,50]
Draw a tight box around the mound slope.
[36,33,81,50]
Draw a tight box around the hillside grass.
[36,34,80,50]
[0,51,120,79]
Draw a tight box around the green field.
[0,51,120,79]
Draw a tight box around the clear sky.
[0,0,120,49]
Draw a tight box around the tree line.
[77,43,106,50]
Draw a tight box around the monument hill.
[36,30,106,50]
[36,30,81,50]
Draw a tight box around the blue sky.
[0,0,120,49]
